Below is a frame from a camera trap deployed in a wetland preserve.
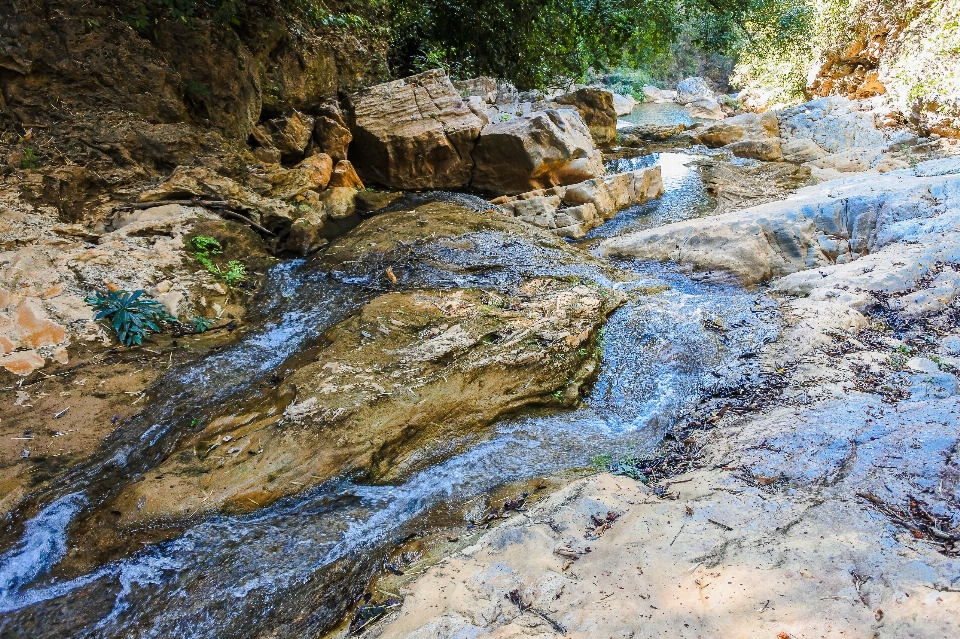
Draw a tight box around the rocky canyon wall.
[808,0,960,137]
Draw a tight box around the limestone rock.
[600,159,960,285]
[495,167,663,238]
[252,110,316,159]
[692,112,780,147]
[267,153,333,200]
[617,123,690,147]
[284,205,330,256]
[470,109,605,195]
[612,92,637,116]
[253,147,282,164]
[311,102,352,163]
[101,205,623,523]
[454,77,498,104]
[687,98,725,120]
[346,69,484,189]
[775,97,937,174]
[724,139,783,161]
[138,166,296,231]
[698,159,812,214]
[555,88,618,145]
[781,137,827,163]
[318,186,358,220]
[642,85,677,103]
[676,77,714,104]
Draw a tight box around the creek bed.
[0,151,780,639]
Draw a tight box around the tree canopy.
[108,0,816,91]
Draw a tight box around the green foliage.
[190,316,214,333]
[20,148,40,169]
[587,68,655,100]
[190,235,246,286]
[221,260,247,285]
[86,289,177,347]
[590,453,613,470]
[389,0,679,90]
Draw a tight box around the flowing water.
[0,149,779,638]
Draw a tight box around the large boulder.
[676,77,714,104]
[311,102,352,163]
[687,98,725,120]
[612,92,637,116]
[470,109,606,195]
[555,88,618,145]
[345,69,484,189]
[691,112,783,160]
[266,153,333,200]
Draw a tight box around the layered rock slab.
[600,159,960,285]
[346,69,484,189]
[372,392,960,639]
[492,167,664,238]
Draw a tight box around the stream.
[0,148,780,638]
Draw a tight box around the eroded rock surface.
[691,111,782,161]
[96,203,624,526]
[600,158,960,285]
[471,110,605,195]
[492,167,664,238]
[346,69,484,189]
[555,88,618,145]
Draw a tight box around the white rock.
[612,92,636,116]
[676,77,714,104]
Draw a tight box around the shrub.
[86,289,177,346]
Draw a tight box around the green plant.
[189,235,246,286]
[190,316,214,333]
[86,289,177,346]
[590,453,613,470]
[221,260,246,285]
[902,143,919,171]
[20,148,40,169]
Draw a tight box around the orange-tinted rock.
[327,160,364,189]
[0,350,45,376]
[14,300,67,348]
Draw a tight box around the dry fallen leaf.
[385,267,397,284]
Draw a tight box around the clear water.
[583,152,717,239]
[617,102,696,127]
[0,154,778,639]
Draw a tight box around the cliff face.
[808,0,960,137]
[0,0,389,178]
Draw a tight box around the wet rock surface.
[492,167,664,238]
[368,158,960,639]
[4,74,960,639]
